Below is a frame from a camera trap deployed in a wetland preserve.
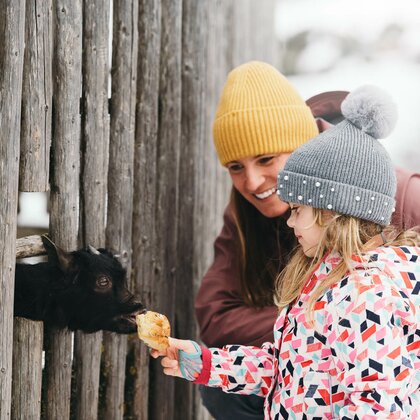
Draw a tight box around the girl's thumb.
[168,337,196,354]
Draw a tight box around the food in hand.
[136,311,170,352]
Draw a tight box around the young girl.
[154,86,420,418]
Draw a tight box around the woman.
[194,62,420,419]
[156,86,420,418]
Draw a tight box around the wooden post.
[148,0,182,418]
[11,318,43,420]
[19,0,53,192]
[0,1,26,419]
[174,0,207,419]
[15,235,46,259]
[46,0,82,419]
[73,1,111,419]
[102,1,138,419]
[131,0,161,418]
[13,2,52,415]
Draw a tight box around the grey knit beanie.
[277,85,398,225]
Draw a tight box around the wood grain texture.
[19,0,52,192]
[0,1,26,418]
[46,0,82,418]
[11,318,43,420]
[73,0,111,418]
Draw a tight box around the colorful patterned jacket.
[195,246,420,419]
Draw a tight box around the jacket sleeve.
[324,274,418,419]
[394,167,420,229]
[195,204,277,348]
[201,342,275,397]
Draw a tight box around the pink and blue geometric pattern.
[202,246,420,419]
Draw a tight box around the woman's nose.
[244,169,263,192]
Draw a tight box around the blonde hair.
[275,208,420,313]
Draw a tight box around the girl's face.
[286,204,326,257]
[227,153,291,218]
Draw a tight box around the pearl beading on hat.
[276,171,395,223]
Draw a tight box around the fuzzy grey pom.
[341,85,398,139]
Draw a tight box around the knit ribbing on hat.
[277,86,397,226]
[213,61,319,165]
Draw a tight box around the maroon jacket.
[195,91,420,348]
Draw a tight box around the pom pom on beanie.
[277,85,397,226]
[341,85,398,139]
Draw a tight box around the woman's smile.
[253,186,277,200]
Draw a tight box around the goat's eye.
[96,276,111,289]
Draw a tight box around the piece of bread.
[136,311,170,352]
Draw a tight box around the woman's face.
[286,204,325,257]
[227,153,291,218]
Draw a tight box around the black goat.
[14,235,145,334]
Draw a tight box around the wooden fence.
[0,0,278,418]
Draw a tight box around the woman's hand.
[150,337,198,378]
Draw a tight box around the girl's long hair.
[275,208,420,313]
[231,187,296,307]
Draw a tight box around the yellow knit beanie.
[213,61,319,165]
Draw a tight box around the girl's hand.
[150,337,198,378]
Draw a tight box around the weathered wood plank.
[46,0,83,418]
[16,235,46,259]
[11,318,43,420]
[148,0,182,418]
[0,1,26,418]
[131,0,161,418]
[19,0,53,192]
[102,0,138,419]
[73,1,111,418]
[175,0,207,419]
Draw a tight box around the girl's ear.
[41,234,75,272]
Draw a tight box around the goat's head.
[42,235,145,334]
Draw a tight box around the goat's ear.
[41,234,75,272]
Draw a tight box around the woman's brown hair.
[231,187,296,307]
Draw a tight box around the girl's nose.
[286,212,295,228]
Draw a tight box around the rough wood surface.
[73,1,111,418]
[11,318,43,420]
[46,0,83,418]
[148,0,182,418]
[15,235,46,259]
[19,0,52,192]
[103,0,138,419]
[0,1,26,418]
[175,1,208,419]
[131,0,161,418]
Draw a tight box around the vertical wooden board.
[0,1,26,418]
[73,1,110,418]
[103,1,138,419]
[19,0,53,192]
[73,333,102,420]
[200,0,231,271]
[148,0,182,418]
[175,0,207,419]
[232,0,278,66]
[101,333,127,420]
[47,0,82,419]
[11,318,43,420]
[131,0,161,418]
[80,0,110,245]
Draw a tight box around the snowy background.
[275,0,420,171]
